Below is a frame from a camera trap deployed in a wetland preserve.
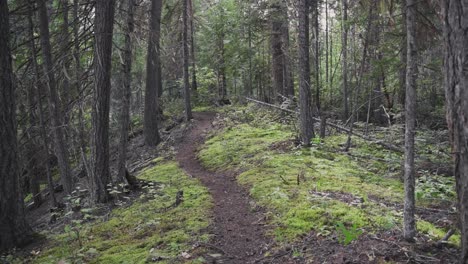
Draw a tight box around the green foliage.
[32,162,212,264]
[199,107,457,245]
[336,222,363,245]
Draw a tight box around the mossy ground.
[30,161,212,264]
[199,105,458,245]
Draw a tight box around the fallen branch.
[246,97,403,153]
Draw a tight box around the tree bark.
[189,0,198,92]
[0,0,33,251]
[403,0,417,241]
[341,0,349,120]
[144,0,162,146]
[183,0,193,120]
[90,0,116,203]
[271,3,284,100]
[37,0,73,195]
[399,0,407,107]
[281,0,294,97]
[117,0,135,184]
[298,0,315,145]
[442,0,468,262]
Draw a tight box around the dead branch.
[246,97,403,153]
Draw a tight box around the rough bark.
[403,0,417,241]
[189,0,198,92]
[144,0,162,146]
[183,0,193,120]
[442,0,468,262]
[281,0,294,97]
[399,0,407,107]
[117,0,135,184]
[0,0,32,251]
[37,0,73,194]
[298,0,315,145]
[271,3,284,100]
[341,0,349,120]
[90,0,116,203]
[60,0,71,131]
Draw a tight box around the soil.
[175,112,274,263]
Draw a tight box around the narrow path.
[175,112,271,263]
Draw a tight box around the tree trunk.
[399,0,407,107]
[27,1,42,208]
[403,0,417,241]
[144,0,162,146]
[271,4,284,100]
[298,0,315,145]
[442,1,468,262]
[90,0,116,203]
[60,0,71,134]
[189,0,198,92]
[0,0,32,251]
[313,0,320,112]
[341,0,349,120]
[183,0,193,120]
[37,0,73,195]
[281,0,294,97]
[117,0,135,184]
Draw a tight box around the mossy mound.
[199,114,458,245]
[32,161,212,264]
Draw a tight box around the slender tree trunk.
[325,0,329,95]
[281,0,294,97]
[298,0,314,145]
[28,0,57,207]
[117,0,135,183]
[27,1,42,208]
[313,0,320,112]
[271,4,284,100]
[73,0,91,179]
[189,0,197,92]
[341,0,349,120]
[183,0,193,120]
[0,0,32,251]
[144,0,162,146]
[399,0,407,107]
[90,0,116,203]
[60,0,71,133]
[37,0,73,194]
[442,1,468,262]
[403,0,417,241]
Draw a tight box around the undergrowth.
[30,161,212,264]
[199,104,458,245]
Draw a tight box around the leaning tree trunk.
[442,1,468,262]
[144,0,162,146]
[90,0,116,203]
[37,0,73,194]
[0,0,32,251]
[183,0,193,121]
[297,0,314,145]
[403,0,417,241]
[117,0,135,184]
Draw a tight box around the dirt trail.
[175,112,271,263]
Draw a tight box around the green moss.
[199,119,454,244]
[33,162,212,264]
[417,221,460,245]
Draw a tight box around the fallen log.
[245,97,403,153]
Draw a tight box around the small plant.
[335,222,363,245]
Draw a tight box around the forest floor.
[175,112,283,263]
[3,105,462,264]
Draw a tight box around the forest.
[0,0,467,263]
